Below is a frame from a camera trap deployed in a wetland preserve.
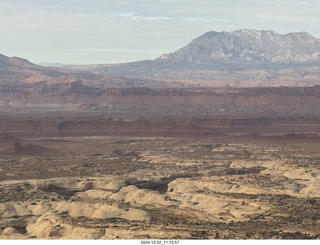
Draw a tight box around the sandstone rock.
[27,203,52,216]
[109,185,175,206]
[54,201,151,221]
[0,202,32,218]
[26,211,58,239]
[2,227,20,235]
[27,211,105,239]
[74,189,113,200]
[0,227,27,239]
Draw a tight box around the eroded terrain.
[2,30,320,240]
[1,130,320,239]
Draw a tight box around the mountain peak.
[226,29,275,36]
[158,29,320,64]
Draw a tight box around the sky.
[1,0,319,64]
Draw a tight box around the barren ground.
[0,112,320,239]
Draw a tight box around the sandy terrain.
[1,130,320,239]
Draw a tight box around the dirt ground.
[0,113,320,239]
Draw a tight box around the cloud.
[107,11,229,23]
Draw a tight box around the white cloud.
[107,11,230,23]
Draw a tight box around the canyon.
[1,29,320,240]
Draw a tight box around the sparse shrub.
[308,199,317,205]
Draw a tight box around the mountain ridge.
[0,54,36,68]
[69,29,320,87]
[157,29,320,64]
[0,53,182,91]
[2,29,320,88]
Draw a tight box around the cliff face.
[1,85,320,137]
[94,86,320,116]
[2,84,319,116]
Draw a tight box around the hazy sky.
[1,0,319,64]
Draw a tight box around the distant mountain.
[157,30,320,64]
[0,54,35,68]
[1,53,320,117]
[0,53,186,112]
[73,30,320,87]
[0,53,173,88]
[2,29,320,88]
[0,53,78,85]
